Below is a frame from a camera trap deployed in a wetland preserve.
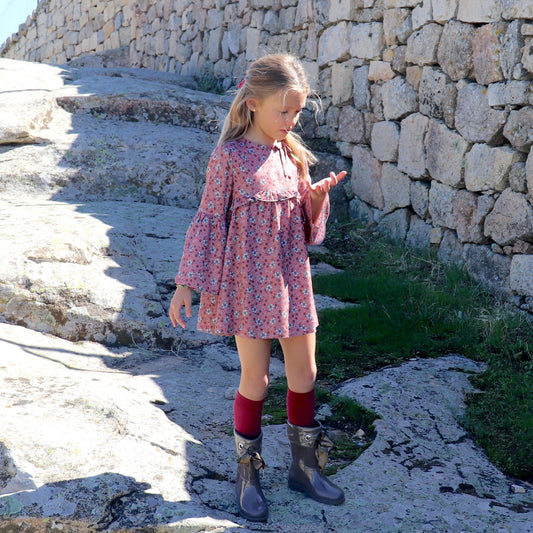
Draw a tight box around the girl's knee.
[240,372,270,399]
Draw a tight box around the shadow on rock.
[0,471,237,531]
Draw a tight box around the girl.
[169,53,346,522]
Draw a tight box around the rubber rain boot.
[234,430,268,522]
[286,420,345,505]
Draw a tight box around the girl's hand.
[309,171,347,197]
[169,285,193,328]
[308,171,347,222]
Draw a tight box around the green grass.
[308,222,533,482]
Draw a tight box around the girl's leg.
[280,333,345,505]
[233,336,271,522]
[234,336,271,438]
[279,333,317,427]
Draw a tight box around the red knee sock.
[287,388,315,427]
[234,391,265,439]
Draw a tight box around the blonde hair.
[218,53,318,177]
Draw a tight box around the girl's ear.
[245,98,257,113]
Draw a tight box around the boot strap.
[238,450,266,473]
[316,433,334,471]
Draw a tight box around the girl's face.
[245,89,307,146]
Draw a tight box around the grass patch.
[309,222,533,482]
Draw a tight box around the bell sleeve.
[298,178,330,245]
[175,144,232,295]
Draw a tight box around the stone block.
[383,8,411,46]
[351,144,384,209]
[353,65,370,110]
[295,0,314,26]
[318,22,351,66]
[433,0,458,22]
[510,255,533,297]
[503,107,533,152]
[368,61,395,82]
[381,163,411,213]
[412,0,432,31]
[371,121,400,162]
[426,119,469,188]
[458,0,502,23]
[463,243,511,296]
[487,81,530,107]
[419,67,457,128]
[454,188,488,243]
[329,0,362,21]
[465,143,520,192]
[405,23,442,66]
[349,196,378,224]
[398,113,429,179]
[370,84,384,120]
[484,189,533,246]
[245,27,260,60]
[350,22,384,60]
[428,182,486,243]
[455,83,507,145]
[500,20,524,80]
[429,181,458,229]
[406,65,422,90]
[384,0,420,6]
[406,215,432,251]
[381,76,418,121]
[376,208,410,242]
[262,10,280,33]
[155,29,167,56]
[526,150,533,201]
[438,229,464,264]
[502,0,533,20]
[521,38,533,75]
[331,60,355,105]
[392,45,407,75]
[472,23,506,85]
[279,7,297,32]
[411,179,430,218]
[437,20,475,81]
[338,106,365,144]
[509,162,527,193]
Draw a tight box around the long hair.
[218,54,318,177]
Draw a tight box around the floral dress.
[175,137,330,339]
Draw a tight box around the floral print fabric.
[175,137,330,339]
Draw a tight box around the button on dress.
[175,137,330,339]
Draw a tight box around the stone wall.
[2,0,533,308]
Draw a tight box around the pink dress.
[175,137,330,339]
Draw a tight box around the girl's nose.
[289,113,299,128]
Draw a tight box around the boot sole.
[288,479,345,506]
[237,508,269,522]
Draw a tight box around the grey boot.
[234,430,268,522]
[287,421,345,505]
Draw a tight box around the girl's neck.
[243,125,277,148]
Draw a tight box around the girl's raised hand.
[309,171,347,196]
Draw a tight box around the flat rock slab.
[335,356,533,532]
[1,324,532,532]
[0,59,65,144]
[0,196,213,349]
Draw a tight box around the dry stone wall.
[2,0,533,308]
